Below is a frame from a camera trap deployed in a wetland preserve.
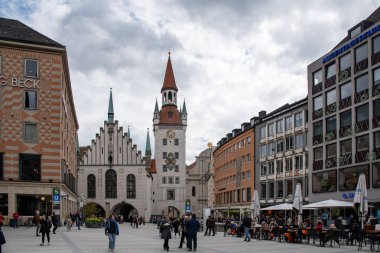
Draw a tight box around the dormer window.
[350,26,361,38]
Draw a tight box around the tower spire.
[127,125,131,139]
[154,98,159,114]
[182,99,187,116]
[108,88,114,123]
[145,128,151,156]
[161,53,178,92]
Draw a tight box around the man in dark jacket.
[105,214,119,252]
[242,215,252,242]
[204,216,211,236]
[186,214,200,251]
[178,215,189,249]
[160,218,172,252]
[210,217,216,236]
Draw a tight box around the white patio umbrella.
[293,183,303,225]
[251,190,260,218]
[260,203,293,211]
[353,173,368,229]
[303,199,353,209]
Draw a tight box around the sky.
[1,0,379,164]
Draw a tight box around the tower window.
[163,139,167,145]
[168,111,173,118]
[25,91,38,109]
[164,92,167,102]
[24,59,39,78]
[174,139,179,146]
[168,92,173,102]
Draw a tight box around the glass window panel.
[24,123,37,142]
[351,26,361,38]
[313,69,322,85]
[105,169,117,198]
[326,63,336,78]
[25,59,38,77]
[340,53,351,71]
[374,100,380,117]
[356,135,369,151]
[268,123,275,137]
[339,165,369,191]
[374,35,380,54]
[340,82,351,100]
[276,120,283,133]
[356,104,369,122]
[312,171,337,193]
[295,112,303,127]
[25,91,38,109]
[285,117,292,130]
[313,96,323,110]
[326,116,336,132]
[314,147,323,161]
[326,89,336,105]
[313,121,323,136]
[375,132,380,148]
[340,110,352,128]
[327,143,337,158]
[375,68,380,86]
[355,43,368,63]
[260,127,266,139]
[355,74,368,93]
[19,154,41,181]
[341,139,352,155]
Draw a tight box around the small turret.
[181,99,187,126]
[108,88,114,124]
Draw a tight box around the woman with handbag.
[39,215,52,246]
[160,217,172,251]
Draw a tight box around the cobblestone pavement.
[2,224,369,253]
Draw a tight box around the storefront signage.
[0,75,40,89]
[53,188,60,203]
[323,24,380,63]
[342,192,355,199]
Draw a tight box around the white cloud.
[1,0,379,163]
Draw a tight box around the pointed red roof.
[161,54,178,92]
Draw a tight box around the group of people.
[159,214,201,252]
[128,215,145,228]
[33,210,58,246]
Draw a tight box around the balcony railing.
[325,130,336,142]
[339,125,352,137]
[354,89,369,104]
[326,157,337,169]
[313,109,323,120]
[312,82,323,95]
[372,51,380,65]
[325,103,337,115]
[339,96,352,110]
[373,115,380,128]
[339,154,352,166]
[338,67,351,82]
[355,119,369,133]
[354,58,368,74]
[355,150,369,163]
[325,75,336,89]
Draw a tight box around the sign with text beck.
[0,75,40,89]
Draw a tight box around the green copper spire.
[108,88,114,123]
[145,128,152,156]
[154,98,159,114]
[182,99,187,116]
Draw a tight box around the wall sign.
[0,75,40,89]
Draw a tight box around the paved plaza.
[1,224,371,253]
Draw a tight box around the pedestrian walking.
[160,217,172,252]
[210,217,216,236]
[134,216,139,229]
[129,215,133,227]
[65,215,72,231]
[186,214,200,252]
[0,226,6,252]
[75,211,82,230]
[39,215,52,246]
[178,215,189,249]
[0,212,4,227]
[105,214,119,252]
[51,212,58,234]
[204,216,211,236]
[12,212,19,229]
[173,218,180,238]
[34,210,41,237]
[243,215,252,242]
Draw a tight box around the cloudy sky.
[1,0,379,163]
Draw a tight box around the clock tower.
[152,53,187,216]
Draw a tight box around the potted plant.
[85,217,104,228]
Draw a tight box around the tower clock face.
[166,129,176,139]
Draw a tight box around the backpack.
[108,221,116,234]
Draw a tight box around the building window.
[276,120,283,133]
[313,69,322,85]
[339,165,369,191]
[268,142,275,155]
[260,183,266,199]
[355,43,368,63]
[313,147,323,171]
[339,53,351,71]
[326,89,336,105]
[327,143,337,158]
[163,152,167,159]
[356,135,369,152]
[169,177,174,184]
[313,95,323,111]
[175,177,179,184]
[24,91,38,109]
[340,82,352,100]
[19,154,41,181]
[285,116,292,131]
[268,123,275,137]
[277,181,283,198]
[312,170,337,193]
[162,176,166,184]
[163,139,167,145]
[374,35,380,54]
[276,139,284,152]
[285,136,293,150]
[105,169,117,198]
[260,126,266,139]
[247,137,251,145]
[340,110,352,136]
[175,165,179,172]
[260,144,266,158]
[87,174,96,198]
[127,174,136,199]
[175,152,179,159]
[356,103,369,133]
[268,182,274,199]
[260,164,267,176]
[24,59,39,78]
[0,153,3,180]
[373,163,380,188]
[326,63,336,79]
[247,170,251,179]
[326,116,336,141]
[374,68,380,94]
[174,139,179,146]
[163,165,167,172]
[168,111,173,118]
[350,26,361,38]
[285,157,292,172]
[268,161,274,175]
[295,155,303,170]
[294,112,303,128]
[24,123,38,143]
[286,179,293,197]
[276,159,283,174]
[355,74,369,102]
[341,139,352,156]
[167,189,175,200]
[295,134,303,149]
[375,131,380,149]
[192,186,196,196]
[247,154,251,163]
